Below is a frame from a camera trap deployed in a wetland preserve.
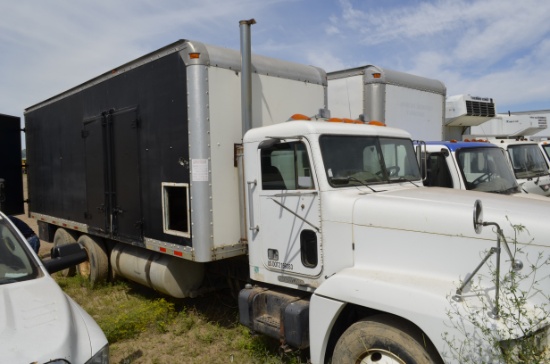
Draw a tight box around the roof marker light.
[290,113,311,121]
[368,120,386,126]
[372,73,382,79]
[189,52,200,59]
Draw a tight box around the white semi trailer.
[25,22,549,363]
[470,112,548,138]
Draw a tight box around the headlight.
[85,344,110,364]
[500,325,549,361]
[539,183,550,192]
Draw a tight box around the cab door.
[255,140,322,280]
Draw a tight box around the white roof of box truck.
[26,39,326,112]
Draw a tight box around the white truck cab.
[421,141,520,193]
[539,140,550,171]
[239,117,550,363]
[244,119,421,290]
[491,139,550,196]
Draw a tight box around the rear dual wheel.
[332,315,442,364]
[76,235,109,286]
[53,228,77,277]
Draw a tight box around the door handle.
[247,180,259,233]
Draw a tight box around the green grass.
[55,275,306,363]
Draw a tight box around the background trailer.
[0,113,24,215]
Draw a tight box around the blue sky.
[1,0,549,130]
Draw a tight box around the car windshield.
[507,144,549,179]
[320,135,421,187]
[457,147,519,193]
[0,216,40,285]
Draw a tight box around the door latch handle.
[247,180,259,233]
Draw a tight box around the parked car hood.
[0,274,104,363]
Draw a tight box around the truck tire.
[332,315,442,364]
[76,235,109,286]
[53,228,78,277]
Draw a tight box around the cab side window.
[424,153,453,188]
[261,142,313,190]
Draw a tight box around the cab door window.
[261,142,313,190]
[425,153,453,188]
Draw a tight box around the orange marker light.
[290,113,311,120]
[189,53,200,59]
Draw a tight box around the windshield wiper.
[329,176,383,192]
[493,186,521,195]
[394,176,421,187]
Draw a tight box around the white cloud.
[0,0,291,116]
[326,0,550,111]
[325,24,340,36]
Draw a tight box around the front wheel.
[332,315,442,364]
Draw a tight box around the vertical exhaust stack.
[240,19,256,137]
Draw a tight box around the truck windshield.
[319,135,421,187]
[506,144,549,179]
[541,143,550,161]
[456,147,519,193]
[0,216,40,285]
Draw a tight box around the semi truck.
[24,22,549,363]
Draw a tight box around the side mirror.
[473,199,484,234]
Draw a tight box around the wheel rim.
[78,260,91,278]
[357,349,407,364]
